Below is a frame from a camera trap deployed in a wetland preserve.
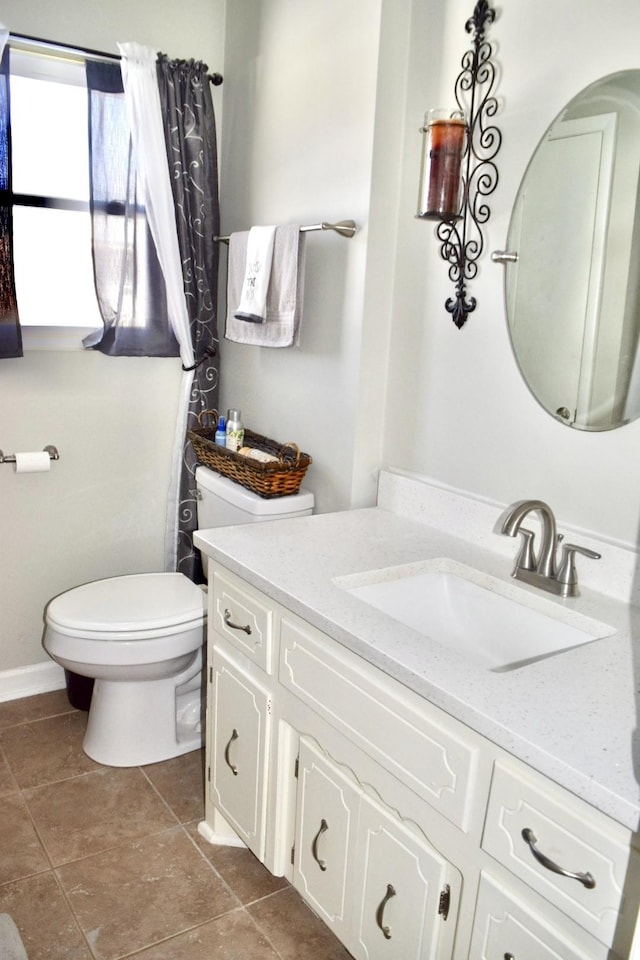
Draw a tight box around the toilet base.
[83,648,204,767]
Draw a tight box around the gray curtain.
[85,59,179,357]
[157,55,220,582]
[0,44,22,360]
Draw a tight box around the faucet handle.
[514,527,537,571]
[556,543,601,595]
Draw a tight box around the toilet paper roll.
[14,451,51,474]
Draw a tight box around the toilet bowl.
[44,572,207,766]
[43,466,314,766]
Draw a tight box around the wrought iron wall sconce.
[417,0,501,329]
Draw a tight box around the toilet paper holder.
[0,444,60,464]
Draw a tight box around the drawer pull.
[375,883,396,940]
[521,828,596,889]
[311,818,328,871]
[224,728,239,775]
[224,609,252,635]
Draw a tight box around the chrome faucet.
[501,499,600,598]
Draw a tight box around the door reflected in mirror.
[505,71,640,431]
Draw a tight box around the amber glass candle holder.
[417,109,467,221]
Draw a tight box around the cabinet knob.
[375,883,396,940]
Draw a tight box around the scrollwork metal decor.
[418,0,501,329]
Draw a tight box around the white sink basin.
[334,558,614,672]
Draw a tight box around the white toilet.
[43,466,314,767]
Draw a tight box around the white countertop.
[195,475,640,833]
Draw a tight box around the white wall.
[217,0,383,514]
[0,0,225,673]
[219,0,640,548]
[6,0,640,678]
[384,0,640,549]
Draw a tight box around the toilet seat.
[46,573,206,641]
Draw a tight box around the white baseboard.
[0,661,66,703]
[197,815,245,848]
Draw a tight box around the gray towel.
[0,914,28,960]
[225,224,306,347]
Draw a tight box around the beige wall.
[0,0,224,672]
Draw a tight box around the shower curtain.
[157,54,220,582]
[118,43,219,583]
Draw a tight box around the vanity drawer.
[469,872,615,960]
[481,759,640,950]
[211,567,274,672]
[279,613,480,830]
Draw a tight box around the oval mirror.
[504,70,640,430]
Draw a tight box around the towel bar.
[214,220,356,243]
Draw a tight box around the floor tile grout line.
[17,767,189,873]
[138,763,188,827]
[114,905,250,960]
[0,741,20,794]
[48,823,248,960]
[0,711,102,792]
[49,863,100,959]
[245,908,283,960]
[17,783,59,874]
[179,820,248,908]
[0,705,78,733]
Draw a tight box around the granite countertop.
[195,502,640,833]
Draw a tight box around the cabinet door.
[292,736,360,944]
[210,647,271,858]
[352,793,459,960]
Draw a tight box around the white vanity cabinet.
[202,561,639,960]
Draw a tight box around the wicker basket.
[188,410,312,499]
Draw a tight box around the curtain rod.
[8,32,223,85]
[214,220,357,243]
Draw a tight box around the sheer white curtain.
[0,24,24,361]
[117,42,195,571]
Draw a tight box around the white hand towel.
[226,225,306,347]
[234,225,277,323]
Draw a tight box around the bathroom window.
[9,49,103,346]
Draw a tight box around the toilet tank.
[195,465,314,528]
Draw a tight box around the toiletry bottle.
[226,409,245,452]
[215,415,226,447]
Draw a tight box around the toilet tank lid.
[46,573,206,633]
[195,466,314,516]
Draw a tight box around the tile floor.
[0,689,352,960]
